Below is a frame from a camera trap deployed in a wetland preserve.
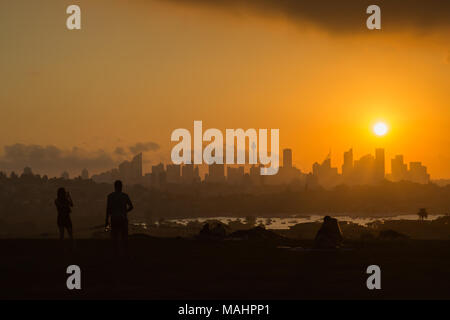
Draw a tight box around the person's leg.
[67,226,73,240]
[67,223,74,250]
[111,222,119,257]
[59,226,64,240]
[123,220,129,256]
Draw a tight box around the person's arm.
[126,195,134,213]
[66,192,73,207]
[105,196,111,227]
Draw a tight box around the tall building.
[166,164,181,184]
[181,165,200,184]
[353,154,375,185]
[342,149,353,181]
[81,168,89,180]
[374,148,385,182]
[312,155,339,188]
[132,153,143,178]
[22,167,33,176]
[265,148,304,185]
[151,163,166,187]
[193,166,200,183]
[283,149,292,168]
[388,156,430,184]
[182,164,196,184]
[409,162,430,184]
[391,155,408,181]
[207,163,225,183]
[250,165,263,186]
[227,166,245,185]
[118,153,143,184]
[61,171,70,180]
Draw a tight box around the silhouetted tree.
[418,208,428,220]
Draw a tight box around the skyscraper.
[227,166,245,185]
[119,153,143,183]
[81,168,89,180]
[391,155,408,181]
[312,155,339,188]
[61,171,69,180]
[409,162,430,184]
[131,153,143,179]
[182,164,195,184]
[151,163,165,187]
[166,164,181,184]
[283,148,292,168]
[375,148,385,182]
[207,163,225,183]
[22,167,33,176]
[342,149,353,180]
[250,164,263,186]
[353,154,375,185]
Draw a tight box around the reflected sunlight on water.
[155,214,445,230]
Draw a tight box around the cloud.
[160,0,450,33]
[0,144,116,177]
[0,142,164,177]
[129,142,160,154]
[114,147,127,156]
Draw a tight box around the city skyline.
[1,1,450,179]
[72,146,433,188]
[0,139,443,179]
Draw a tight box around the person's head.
[57,187,66,200]
[114,180,123,192]
[324,216,332,223]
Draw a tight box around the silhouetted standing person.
[105,180,134,256]
[55,187,74,245]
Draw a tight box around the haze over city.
[3,0,450,303]
[1,0,449,178]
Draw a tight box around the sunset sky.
[0,0,449,177]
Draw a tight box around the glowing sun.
[373,122,388,136]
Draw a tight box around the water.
[158,214,445,230]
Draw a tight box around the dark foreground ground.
[1,238,449,299]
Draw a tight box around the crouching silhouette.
[315,216,343,249]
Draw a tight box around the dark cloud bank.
[0,142,160,177]
[161,0,450,33]
[129,142,160,154]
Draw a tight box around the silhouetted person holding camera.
[315,216,343,249]
[55,187,74,245]
[105,180,134,256]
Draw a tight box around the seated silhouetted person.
[199,223,211,237]
[55,187,74,245]
[199,222,227,239]
[315,216,343,249]
[211,223,226,238]
[105,180,134,256]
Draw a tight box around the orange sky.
[0,0,449,177]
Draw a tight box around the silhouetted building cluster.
[337,148,386,187]
[81,168,89,180]
[388,155,430,184]
[264,148,305,185]
[312,153,340,188]
[311,148,430,188]
[83,148,431,189]
[92,153,143,185]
